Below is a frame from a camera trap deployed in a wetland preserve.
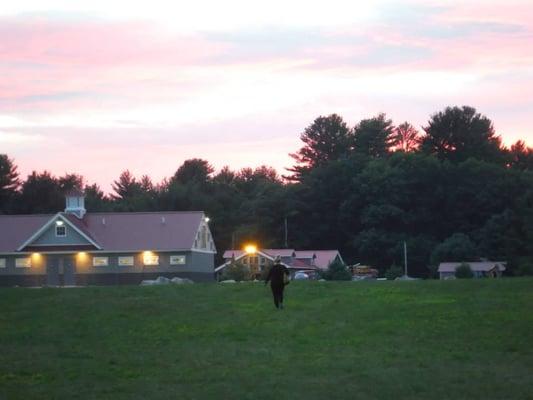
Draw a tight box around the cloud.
[0,2,532,190]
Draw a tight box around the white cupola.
[64,190,86,219]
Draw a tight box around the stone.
[155,276,171,284]
[171,277,194,284]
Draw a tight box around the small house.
[437,261,506,279]
[215,248,343,279]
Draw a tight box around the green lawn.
[1,279,532,400]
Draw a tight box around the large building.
[0,192,216,286]
[216,248,344,279]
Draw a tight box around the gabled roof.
[0,211,209,253]
[438,261,506,273]
[17,213,102,251]
[287,250,343,270]
[0,214,53,253]
[218,248,343,272]
[222,249,296,259]
[263,249,295,257]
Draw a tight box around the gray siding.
[31,224,92,246]
[0,250,215,286]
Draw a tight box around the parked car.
[294,271,310,280]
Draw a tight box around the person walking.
[265,256,290,309]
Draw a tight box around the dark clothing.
[265,263,289,309]
[265,263,289,286]
[271,284,284,309]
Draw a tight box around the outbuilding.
[437,261,506,279]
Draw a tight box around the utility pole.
[284,217,288,248]
[404,241,408,277]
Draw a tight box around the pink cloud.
[0,16,227,111]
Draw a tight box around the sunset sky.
[1,0,532,191]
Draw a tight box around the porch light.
[205,217,210,223]
[244,244,257,254]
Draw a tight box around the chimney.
[64,189,86,219]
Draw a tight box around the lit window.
[0,259,6,268]
[56,225,66,237]
[16,258,31,268]
[170,255,186,265]
[93,257,109,267]
[143,252,159,266]
[118,256,134,266]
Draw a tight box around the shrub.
[321,260,352,281]
[221,262,251,282]
[455,263,474,279]
[427,264,439,279]
[385,264,404,280]
[515,261,533,276]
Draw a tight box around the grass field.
[1,279,532,400]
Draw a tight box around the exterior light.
[205,217,210,223]
[244,244,257,254]
[56,220,64,226]
[143,251,159,266]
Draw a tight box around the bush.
[455,263,474,279]
[321,260,352,281]
[427,264,439,279]
[221,262,251,282]
[385,264,404,280]
[515,262,533,276]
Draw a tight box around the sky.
[1,0,532,191]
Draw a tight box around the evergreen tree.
[353,113,394,158]
[420,106,504,163]
[286,114,352,181]
[0,154,19,212]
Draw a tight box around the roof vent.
[64,190,86,219]
[102,217,106,225]
[161,216,166,224]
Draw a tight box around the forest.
[1,105,533,277]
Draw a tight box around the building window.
[56,225,66,237]
[0,259,6,268]
[15,258,31,268]
[170,255,186,265]
[93,257,109,267]
[143,253,159,266]
[118,256,134,266]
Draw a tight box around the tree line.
[1,105,533,276]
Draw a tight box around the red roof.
[221,248,342,270]
[0,211,207,253]
[0,214,52,253]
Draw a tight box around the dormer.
[64,190,86,219]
